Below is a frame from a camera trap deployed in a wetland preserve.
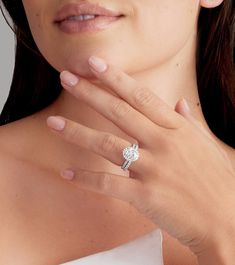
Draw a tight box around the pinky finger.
[60,168,144,204]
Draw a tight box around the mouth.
[54,2,125,34]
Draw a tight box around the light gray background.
[0,11,15,112]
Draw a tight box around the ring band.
[121,143,139,171]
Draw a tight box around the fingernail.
[88,56,108,73]
[60,71,79,87]
[182,98,191,113]
[47,116,66,131]
[61,169,75,180]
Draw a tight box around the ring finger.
[46,116,149,174]
[60,73,161,147]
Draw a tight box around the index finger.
[88,56,185,129]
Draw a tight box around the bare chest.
[1,164,198,265]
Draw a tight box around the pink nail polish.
[60,71,79,87]
[88,56,108,73]
[47,116,66,131]
[61,169,75,180]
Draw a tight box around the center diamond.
[123,145,139,162]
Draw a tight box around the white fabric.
[61,228,164,265]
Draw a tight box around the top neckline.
[61,228,164,265]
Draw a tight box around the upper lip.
[54,2,123,23]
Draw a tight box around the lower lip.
[57,15,123,34]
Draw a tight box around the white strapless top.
[61,228,164,265]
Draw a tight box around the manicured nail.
[88,56,108,73]
[182,98,190,113]
[61,169,75,180]
[60,71,79,87]
[47,116,66,131]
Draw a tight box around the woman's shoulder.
[0,120,38,248]
[0,135,35,263]
[0,117,35,161]
[0,119,33,209]
[0,125,21,234]
[0,121,22,172]
[0,120,26,181]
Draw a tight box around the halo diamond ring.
[121,143,139,171]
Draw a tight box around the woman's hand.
[46,56,235,257]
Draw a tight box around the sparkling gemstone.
[123,145,139,161]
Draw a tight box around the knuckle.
[134,88,154,107]
[100,134,117,153]
[71,80,92,99]
[110,71,123,84]
[77,84,91,98]
[65,123,80,142]
[76,171,87,184]
[97,173,113,191]
[111,100,131,119]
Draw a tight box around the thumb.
[175,98,203,129]
[175,98,211,136]
[175,98,191,118]
[175,99,226,155]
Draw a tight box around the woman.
[0,0,234,264]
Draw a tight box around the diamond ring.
[121,143,139,171]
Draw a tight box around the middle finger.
[60,72,161,146]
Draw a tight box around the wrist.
[196,222,235,265]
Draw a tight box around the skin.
[55,60,235,262]
[0,0,235,264]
